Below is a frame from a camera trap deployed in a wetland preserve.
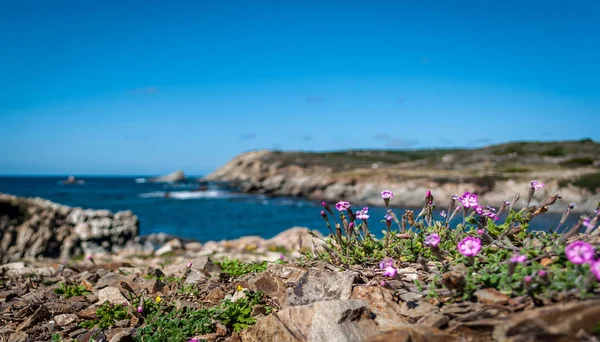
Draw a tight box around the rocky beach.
[2,176,600,341]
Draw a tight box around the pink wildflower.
[424,233,441,247]
[335,201,351,211]
[440,210,447,218]
[530,180,544,189]
[476,229,485,235]
[137,306,143,313]
[457,237,481,257]
[356,207,369,220]
[590,260,600,281]
[186,261,192,268]
[565,241,595,265]
[510,254,527,263]
[381,190,394,199]
[458,192,479,208]
[524,275,533,283]
[379,258,393,269]
[383,266,397,278]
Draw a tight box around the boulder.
[148,170,186,183]
[285,268,357,306]
[0,194,139,263]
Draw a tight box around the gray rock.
[98,287,129,305]
[241,299,380,342]
[399,300,439,320]
[8,332,28,342]
[0,193,139,263]
[184,269,207,284]
[285,268,357,306]
[189,256,221,273]
[54,313,78,327]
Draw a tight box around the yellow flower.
[237,285,243,292]
[155,296,162,303]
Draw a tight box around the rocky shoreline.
[2,192,600,341]
[202,147,600,213]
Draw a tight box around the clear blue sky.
[1,0,599,175]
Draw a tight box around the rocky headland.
[203,140,600,212]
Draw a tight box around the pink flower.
[530,180,544,189]
[278,254,286,261]
[383,266,397,278]
[590,260,600,281]
[440,210,447,218]
[381,190,394,199]
[482,209,499,221]
[86,254,93,260]
[458,192,479,208]
[583,217,594,230]
[335,201,351,211]
[425,190,432,198]
[188,340,200,342]
[186,261,192,268]
[476,229,485,235]
[137,306,143,313]
[523,275,533,283]
[424,233,441,247]
[379,258,393,269]
[537,270,547,278]
[356,207,369,220]
[457,237,481,257]
[565,241,595,265]
[384,214,393,222]
[510,254,527,263]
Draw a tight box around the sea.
[0,177,578,242]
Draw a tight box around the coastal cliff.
[203,140,600,212]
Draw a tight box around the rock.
[242,299,380,342]
[184,241,203,252]
[98,287,128,305]
[474,288,510,305]
[109,329,133,342]
[154,244,173,256]
[140,278,165,294]
[416,313,449,329]
[189,256,221,273]
[308,300,380,342]
[246,272,287,303]
[0,193,139,263]
[8,332,28,342]
[366,326,458,342]
[184,269,207,284]
[54,313,78,327]
[350,286,407,331]
[399,300,439,321]
[148,170,186,183]
[267,263,306,285]
[264,227,324,252]
[285,268,357,306]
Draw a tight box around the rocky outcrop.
[203,149,600,212]
[148,169,186,182]
[0,194,139,263]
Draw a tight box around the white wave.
[138,190,235,200]
[134,178,147,183]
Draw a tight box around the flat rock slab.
[242,299,380,342]
[285,268,357,306]
[98,287,129,305]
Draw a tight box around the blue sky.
[1,0,599,175]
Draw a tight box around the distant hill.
[204,140,600,212]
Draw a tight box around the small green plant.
[143,274,181,283]
[134,290,270,341]
[178,283,199,296]
[54,282,91,299]
[80,301,130,330]
[217,258,268,277]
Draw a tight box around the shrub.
[572,172,600,193]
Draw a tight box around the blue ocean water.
[0,177,575,242]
